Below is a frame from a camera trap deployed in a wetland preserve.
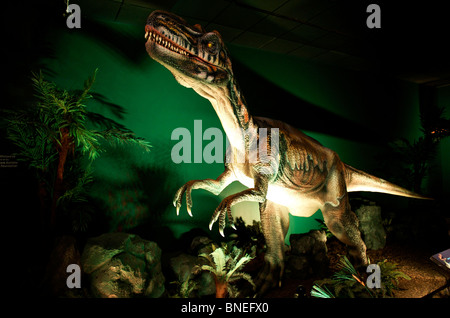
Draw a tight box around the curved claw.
[227,206,235,230]
[209,197,234,236]
[173,183,194,217]
[173,187,184,216]
[208,211,219,231]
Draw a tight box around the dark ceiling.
[76,0,450,88]
[9,0,447,89]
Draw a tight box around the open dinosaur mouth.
[145,26,190,57]
[145,17,229,84]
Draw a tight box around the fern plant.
[311,255,410,298]
[377,259,411,297]
[3,70,151,230]
[193,242,255,298]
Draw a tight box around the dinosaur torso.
[226,116,336,217]
[145,10,430,295]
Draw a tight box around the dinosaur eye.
[202,33,220,55]
[206,41,217,53]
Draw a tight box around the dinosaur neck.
[192,79,255,152]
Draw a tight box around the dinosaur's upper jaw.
[145,10,231,87]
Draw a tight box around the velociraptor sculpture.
[144,11,431,295]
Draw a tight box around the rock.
[190,236,213,255]
[81,233,165,298]
[169,251,215,297]
[170,253,198,282]
[81,232,128,274]
[286,230,329,279]
[287,255,312,279]
[167,235,218,297]
[355,204,386,250]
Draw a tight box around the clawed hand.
[173,182,237,237]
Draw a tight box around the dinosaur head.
[145,10,233,88]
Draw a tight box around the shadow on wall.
[231,58,388,146]
[89,143,176,228]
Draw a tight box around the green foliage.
[377,259,411,297]
[310,284,335,298]
[233,217,265,255]
[3,70,151,231]
[386,137,435,191]
[315,218,334,238]
[376,105,449,193]
[193,242,255,298]
[169,278,199,298]
[6,69,151,165]
[311,255,410,298]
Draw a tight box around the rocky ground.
[264,239,450,298]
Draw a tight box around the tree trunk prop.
[214,277,228,298]
[50,127,72,227]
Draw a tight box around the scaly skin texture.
[144,11,431,296]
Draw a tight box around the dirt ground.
[264,239,450,298]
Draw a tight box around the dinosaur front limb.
[173,168,235,216]
[209,175,270,236]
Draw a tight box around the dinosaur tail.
[344,164,432,200]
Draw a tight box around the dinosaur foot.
[254,257,283,297]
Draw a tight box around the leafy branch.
[376,105,449,193]
[193,242,255,298]
[3,69,151,230]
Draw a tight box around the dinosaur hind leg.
[322,194,368,268]
[255,200,290,296]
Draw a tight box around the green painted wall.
[42,19,430,243]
